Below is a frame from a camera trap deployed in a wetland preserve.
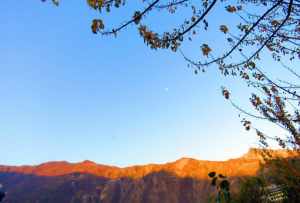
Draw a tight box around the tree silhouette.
[208,172,231,203]
[0,191,5,202]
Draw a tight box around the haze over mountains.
[0,149,296,203]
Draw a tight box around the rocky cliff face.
[0,149,297,203]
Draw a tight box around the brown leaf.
[201,44,212,56]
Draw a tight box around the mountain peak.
[241,148,262,159]
[175,157,194,162]
[241,148,298,160]
[81,160,97,165]
[173,157,198,170]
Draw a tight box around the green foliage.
[265,157,300,202]
[208,171,216,178]
[233,156,300,203]
[235,177,266,203]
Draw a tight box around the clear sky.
[0,1,287,166]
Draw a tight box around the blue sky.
[0,1,286,166]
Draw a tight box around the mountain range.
[0,148,297,203]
